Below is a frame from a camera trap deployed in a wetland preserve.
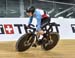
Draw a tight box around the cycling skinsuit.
[28,8,50,31]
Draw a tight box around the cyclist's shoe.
[37,39,43,45]
[32,43,37,47]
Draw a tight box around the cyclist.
[26,6,50,46]
[26,6,50,34]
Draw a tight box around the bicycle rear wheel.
[16,33,34,52]
[41,32,59,51]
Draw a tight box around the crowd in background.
[0,0,75,18]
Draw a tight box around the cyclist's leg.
[37,17,50,44]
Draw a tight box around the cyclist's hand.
[25,25,30,29]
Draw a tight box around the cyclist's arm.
[36,14,42,31]
[28,16,33,25]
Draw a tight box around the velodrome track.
[0,40,75,58]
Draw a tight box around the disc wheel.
[41,32,59,51]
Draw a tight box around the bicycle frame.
[16,22,60,52]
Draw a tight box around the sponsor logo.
[0,24,60,34]
[4,24,14,34]
[71,24,75,33]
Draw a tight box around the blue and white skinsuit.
[28,9,49,31]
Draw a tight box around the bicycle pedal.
[32,44,37,47]
[37,39,43,45]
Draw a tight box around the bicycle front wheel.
[16,33,35,52]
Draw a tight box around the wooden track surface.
[0,40,75,58]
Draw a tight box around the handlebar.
[28,24,36,30]
[24,24,36,33]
